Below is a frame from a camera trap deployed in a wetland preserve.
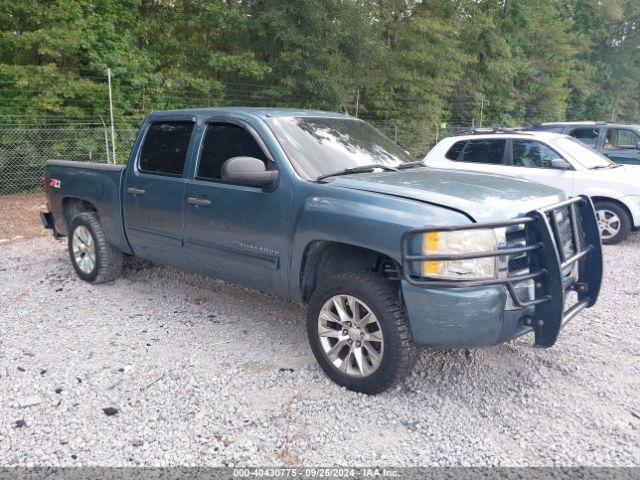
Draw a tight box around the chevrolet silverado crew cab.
[41,108,603,394]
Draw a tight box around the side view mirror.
[635,142,640,150]
[221,156,279,188]
[550,158,572,170]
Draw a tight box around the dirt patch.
[0,193,49,242]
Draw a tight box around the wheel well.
[299,241,399,302]
[62,197,97,230]
[591,196,633,223]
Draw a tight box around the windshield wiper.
[396,160,426,170]
[590,164,621,170]
[315,164,398,182]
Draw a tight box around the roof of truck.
[145,107,352,120]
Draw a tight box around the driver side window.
[604,128,640,150]
[197,123,269,181]
[512,140,561,169]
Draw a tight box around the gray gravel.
[1,233,639,467]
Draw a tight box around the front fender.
[580,187,640,227]
[289,183,471,300]
[580,186,627,201]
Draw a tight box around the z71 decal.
[49,179,61,189]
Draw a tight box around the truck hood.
[330,167,564,222]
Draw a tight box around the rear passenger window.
[460,139,506,164]
[197,123,268,181]
[445,141,466,160]
[139,121,194,176]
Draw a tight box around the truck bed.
[47,159,126,172]
[44,159,131,254]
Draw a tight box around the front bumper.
[401,196,603,349]
[402,283,534,347]
[620,195,640,228]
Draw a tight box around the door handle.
[127,187,146,195]
[187,196,212,207]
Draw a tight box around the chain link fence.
[0,127,138,194]
[367,120,471,158]
[0,120,472,195]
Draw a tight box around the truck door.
[123,119,196,264]
[182,120,292,296]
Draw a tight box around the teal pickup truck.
[41,108,603,393]
[530,122,640,165]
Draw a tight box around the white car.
[425,130,640,244]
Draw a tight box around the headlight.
[421,229,498,280]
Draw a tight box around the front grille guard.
[400,195,603,348]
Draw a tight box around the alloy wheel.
[317,294,384,378]
[596,209,621,241]
[72,225,96,274]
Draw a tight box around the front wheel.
[595,201,631,245]
[307,272,417,394]
[68,212,123,284]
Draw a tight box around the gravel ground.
[0,193,48,243]
[1,232,639,467]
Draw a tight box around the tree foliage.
[0,0,639,150]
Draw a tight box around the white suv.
[425,130,640,244]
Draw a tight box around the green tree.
[567,0,640,122]
[506,0,577,122]
[357,0,467,153]
[0,0,267,125]
[0,0,639,137]
[446,0,523,127]
[247,0,377,110]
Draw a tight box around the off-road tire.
[307,272,417,394]
[68,212,123,284]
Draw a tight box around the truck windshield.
[267,116,415,180]
[550,136,616,169]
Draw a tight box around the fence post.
[101,119,111,163]
[611,103,616,123]
[107,68,117,164]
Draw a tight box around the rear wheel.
[307,272,417,394]
[594,201,631,245]
[68,212,123,283]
